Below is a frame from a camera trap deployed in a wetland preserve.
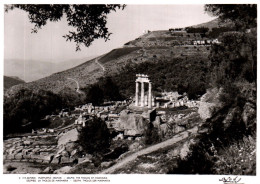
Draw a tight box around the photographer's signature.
[219,176,243,184]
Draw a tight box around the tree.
[143,123,160,145]
[5,4,125,51]
[85,84,104,106]
[99,76,122,101]
[205,4,257,30]
[4,88,62,136]
[58,87,86,108]
[205,4,257,87]
[78,117,111,154]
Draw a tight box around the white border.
[1,1,259,184]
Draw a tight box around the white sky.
[4,4,215,63]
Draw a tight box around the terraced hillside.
[5,19,221,96]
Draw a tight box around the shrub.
[212,135,256,175]
[102,56,209,100]
[78,117,111,154]
[144,123,161,145]
[4,88,62,136]
[84,84,104,106]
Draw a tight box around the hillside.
[187,18,233,30]
[5,19,220,96]
[4,56,96,82]
[4,76,25,90]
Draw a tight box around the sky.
[4,4,215,63]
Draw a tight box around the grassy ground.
[212,135,256,175]
[99,47,142,64]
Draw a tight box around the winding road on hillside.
[95,58,106,71]
[100,126,198,174]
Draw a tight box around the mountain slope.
[4,56,96,82]
[187,18,233,30]
[5,19,220,96]
[4,76,25,90]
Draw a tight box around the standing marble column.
[135,82,139,106]
[148,82,152,108]
[141,82,144,107]
[144,95,148,106]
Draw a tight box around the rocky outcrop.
[58,128,79,146]
[242,102,256,129]
[53,166,73,174]
[198,88,225,120]
[198,102,219,120]
[116,110,148,136]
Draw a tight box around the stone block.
[14,148,23,154]
[22,149,29,155]
[61,150,70,157]
[42,167,52,173]
[65,142,77,152]
[60,157,75,164]
[14,153,23,160]
[11,138,22,141]
[42,160,50,164]
[101,161,113,168]
[23,154,31,159]
[6,154,15,160]
[53,166,72,174]
[42,154,54,162]
[30,154,42,160]
[5,144,12,149]
[7,148,16,154]
[13,159,21,162]
[78,157,91,164]
[51,157,61,164]
[58,128,79,146]
[35,159,43,163]
[23,141,31,145]
[32,148,40,153]
[71,149,78,157]
[40,151,49,156]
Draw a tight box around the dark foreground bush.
[144,123,161,145]
[4,88,62,136]
[78,117,111,154]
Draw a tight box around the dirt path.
[100,126,198,174]
[95,59,105,71]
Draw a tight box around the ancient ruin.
[135,74,153,108]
